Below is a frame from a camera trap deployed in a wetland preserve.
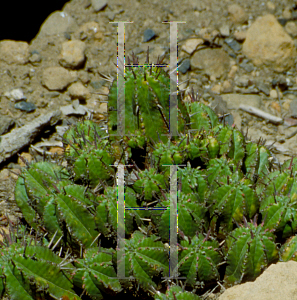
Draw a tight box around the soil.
[1,0,297,299]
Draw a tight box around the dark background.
[0,0,71,41]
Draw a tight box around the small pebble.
[282,99,291,111]
[219,23,230,37]
[266,1,276,12]
[228,4,248,24]
[270,89,278,99]
[283,7,292,19]
[14,101,36,112]
[68,82,91,100]
[45,91,60,98]
[222,80,233,93]
[236,75,250,87]
[143,29,156,42]
[181,38,203,54]
[211,84,221,94]
[90,81,105,90]
[49,147,64,155]
[234,30,246,41]
[225,38,241,52]
[228,65,238,79]
[77,22,103,41]
[285,21,297,37]
[256,82,270,96]
[0,116,15,135]
[4,88,26,101]
[91,0,107,12]
[179,58,190,74]
[29,52,42,64]
[271,101,281,112]
[239,60,254,73]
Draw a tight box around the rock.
[4,88,26,101]
[0,116,15,135]
[239,59,254,72]
[91,0,107,12]
[222,80,233,93]
[221,94,262,109]
[42,66,77,91]
[285,21,297,38]
[29,51,42,65]
[242,14,296,72]
[232,111,242,130]
[78,70,90,84]
[228,65,238,79]
[219,23,230,37]
[76,21,103,41]
[68,82,91,100]
[211,84,221,94]
[282,99,291,111]
[181,38,204,54]
[179,58,191,74]
[228,4,248,25]
[59,40,86,68]
[256,82,270,96]
[270,89,278,99]
[38,11,77,36]
[235,74,251,87]
[290,98,297,117]
[191,48,230,79]
[0,40,29,64]
[266,1,276,12]
[143,29,156,42]
[14,101,36,112]
[234,30,247,41]
[90,80,105,90]
[198,28,220,42]
[283,7,292,19]
[219,261,297,300]
[60,101,88,116]
[209,94,229,116]
[225,38,241,52]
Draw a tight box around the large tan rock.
[219,261,297,300]
[0,40,29,64]
[242,14,296,72]
[59,40,86,68]
[191,48,230,79]
[38,11,78,36]
[228,4,248,25]
[42,66,77,91]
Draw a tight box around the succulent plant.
[173,232,222,286]
[154,285,201,300]
[224,216,278,284]
[279,234,297,262]
[112,231,169,290]
[153,191,207,242]
[0,221,79,300]
[107,52,189,146]
[72,247,122,299]
[11,51,297,299]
